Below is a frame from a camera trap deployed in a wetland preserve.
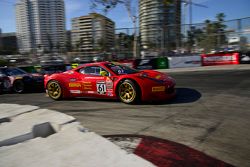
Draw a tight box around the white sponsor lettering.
[204,55,235,62]
[86,91,95,94]
[139,59,150,65]
[70,90,82,94]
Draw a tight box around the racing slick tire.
[13,80,25,93]
[46,80,63,100]
[118,79,140,104]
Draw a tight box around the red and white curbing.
[105,135,234,167]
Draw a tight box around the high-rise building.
[0,33,18,52]
[139,0,181,51]
[71,13,115,55]
[15,0,66,53]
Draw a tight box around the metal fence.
[113,17,250,58]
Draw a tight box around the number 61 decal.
[96,82,106,94]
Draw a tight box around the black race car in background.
[0,74,11,94]
[0,67,44,93]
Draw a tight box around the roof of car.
[76,61,110,68]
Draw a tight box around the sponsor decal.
[155,75,161,79]
[69,83,81,88]
[96,81,106,94]
[70,90,82,94]
[106,77,113,89]
[83,81,91,84]
[83,87,92,90]
[86,91,95,94]
[152,86,165,92]
[107,92,113,96]
[15,76,23,80]
[83,82,92,90]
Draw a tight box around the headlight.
[140,72,148,78]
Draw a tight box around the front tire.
[13,80,25,93]
[46,80,63,100]
[118,79,140,104]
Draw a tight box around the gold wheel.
[47,81,62,100]
[118,81,137,104]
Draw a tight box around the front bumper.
[141,83,176,102]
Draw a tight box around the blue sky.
[0,0,249,33]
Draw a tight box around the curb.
[105,135,234,167]
[0,103,154,167]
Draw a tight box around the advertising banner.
[154,57,169,69]
[239,52,250,64]
[201,52,240,66]
[168,55,201,69]
[134,59,154,70]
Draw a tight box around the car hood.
[137,70,175,85]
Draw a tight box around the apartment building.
[71,13,115,54]
[139,0,181,50]
[15,0,66,53]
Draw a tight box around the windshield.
[1,68,27,76]
[105,63,139,75]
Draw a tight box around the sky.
[0,0,249,33]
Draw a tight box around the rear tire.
[46,80,63,100]
[118,79,140,104]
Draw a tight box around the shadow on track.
[65,88,201,105]
[144,88,202,105]
[171,88,202,104]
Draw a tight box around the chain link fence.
[113,17,250,58]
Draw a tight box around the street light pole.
[132,16,138,59]
[189,0,192,30]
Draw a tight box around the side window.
[79,66,110,76]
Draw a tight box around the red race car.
[44,62,176,104]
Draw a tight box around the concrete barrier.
[168,55,201,69]
[0,103,154,167]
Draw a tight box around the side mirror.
[100,71,108,77]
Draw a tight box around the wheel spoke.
[47,82,61,99]
[119,81,137,103]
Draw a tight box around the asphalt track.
[0,66,250,167]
